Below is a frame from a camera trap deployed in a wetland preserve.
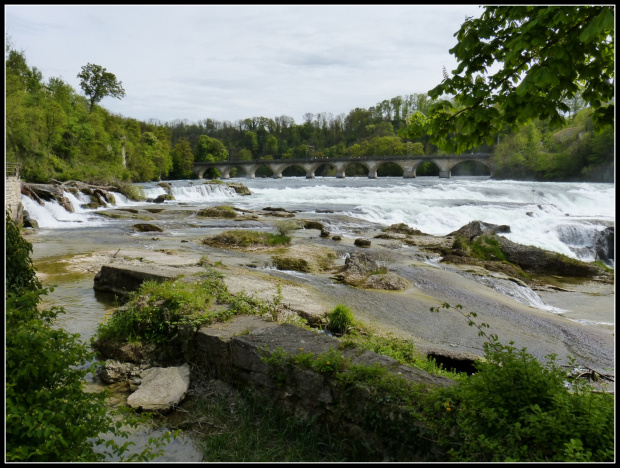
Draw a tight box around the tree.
[77,63,126,113]
[170,138,194,179]
[194,135,228,162]
[401,6,614,153]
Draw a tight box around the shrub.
[328,304,355,334]
[5,214,170,461]
[96,279,216,344]
[275,219,302,236]
[426,303,614,462]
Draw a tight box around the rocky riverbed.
[38,201,614,376]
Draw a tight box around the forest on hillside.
[5,43,614,184]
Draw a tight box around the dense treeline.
[5,42,614,184]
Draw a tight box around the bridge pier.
[439,170,451,178]
[368,170,377,179]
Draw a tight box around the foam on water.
[22,177,614,263]
[21,194,110,228]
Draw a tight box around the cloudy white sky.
[6,5,484,125]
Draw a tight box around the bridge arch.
[412,159,441,177]
[448,158,492,176]
[376,161,404,177]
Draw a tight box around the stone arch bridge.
[193,154,493,179]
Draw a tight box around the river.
[20,175,615,460]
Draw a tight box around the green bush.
[275,219,302,236]
[426,303,614,462]
[96,279,216,344]
[327,304,355,334]
[5,214,170,461]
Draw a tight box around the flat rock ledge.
[126,364,190,413]
[94,264,203,298]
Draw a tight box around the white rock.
[127,364,190,412]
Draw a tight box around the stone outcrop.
[361,272,409,291]
[495,235,601,277]
[223,182,251,196]
[595,227,614,264]
[354,238,371,247]
[448,220,511,239]
[126,364,190,413]
[197,206,238,218]
[189,315,454,460]
[93,264,202,297]
[132,223,164,232]
[383,223,429,236]
[151,194,175,203]
[97,359,150,385]
[334,252,408,290]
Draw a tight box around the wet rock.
[448,220,511,239]
[97,359,149,384]
[354,238,371,247]
[303,220,326,231]
[225,182,251,196]
[341,252,380,279]
[197,206,238,218]
[496,235,600,277]
[320,228,331,238]
[272,256,312,273]
[595,227,614,263]
[383,223,428,236]
[361,272,409,291]
[93,264,184,297]
[132,223,164,232]
[22,211,39,229]
[153,194,175,203]
[127,364,191,413]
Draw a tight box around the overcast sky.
[6,5,484,125]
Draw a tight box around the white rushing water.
[22,176,614,264]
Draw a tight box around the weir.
[193,154,493,180]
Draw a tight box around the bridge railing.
[194,154,491,166]
[6,163,20,178]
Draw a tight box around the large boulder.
[595,227,614,264]
[335,252,407,290]
[448,220,511,239]
[225,182,252,196]
[96,359,149,385]
[132,223,164,232]
[94,264,182,297]
[361,272,409,291]
[127,364,191,413]
[496,235,600,277]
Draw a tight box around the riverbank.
[22,180,614,461]
[30,205,614,373]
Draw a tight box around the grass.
[178,384,364,462]
[204,230,291,248]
